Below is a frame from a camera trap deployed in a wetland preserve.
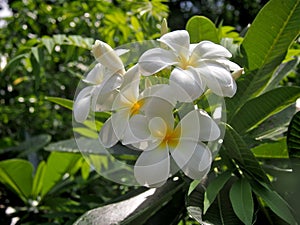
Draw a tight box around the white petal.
[114,48,130,56]
[148,117,167,139]
[101,73,123,94]
[73,97,91,123]
[115,78,140,108]
[91,40,125,74]
[93,90,118,112]
[134,148,170,187]
[89,74,123,110]
[179,109,220,142]
[170,139,199,169]
[122,115,151,144]
[99,118,118,148]
[158,30,190,58]
[196,60,236,97]
[216,59,241,71]
[111,108,130,140]
[191,41,232,60]
[197,110,220,141]
[124,115,160,151]
[181,142,212,180]
[140,84,177,107]
[143,96,175,127]
[121,65,141,89]
[73,86,94,123]
[170,68,205,101]
[138,48,178,76]
[83,63,105,84]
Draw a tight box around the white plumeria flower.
[99,65,177,148]
[138,30,241,100]
[124,108,220,187]
[73,40,128,123]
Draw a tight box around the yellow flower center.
[130,99,145,116]
[178,54,197,70]
[160,127,181,148]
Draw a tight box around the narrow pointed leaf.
[231,87,300,133]
[45,96,73,110]
[31,161,46,199]
[252,182,297,225]
[73,127,98,139]
[227,0,300,121]
[287,111,300,168]
[229,178,253,225]
[31,46,40,63]
[264,58,299,92]
[248,105,295,141]
[222,124,270,184]
[188,180,201,196]
[243,0,300,72]
[203,171,232,214]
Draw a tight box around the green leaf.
[68,35,86,48]
[81,159,90,180]
[2,134,51,156]
[264,58,299,92]
[31,161,46,199]
[53,34,67,45]
[74,180,185,225]
[83,120,103,131]
[17,134,51,157]
[187,176,242,225]
[222,124,270,184]
[31,46,40,63]
[251,138,289,159]
[203,171,232,214]
[42,37,55,54]
[44,138,79,153]
[65,45,76,62]
[252,181,297,225]
[243,0,300,72]
[287,111,300,162]
[227,0,300,121]
[73,127,98,139]
[219,26,243,43]
[0,159,33,202]
[231,86,300,133]
[186,16,219,43]
[188,180,200,196]
[45,137,140,158]
[2,53,28,74]
[229,178,253,225]
[45,96,73,110]
[248,105,296,141]
[41,152,81,197]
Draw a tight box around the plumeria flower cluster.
[74,30,242,187]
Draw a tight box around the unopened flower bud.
[232,68,244,80]
[161,18,168,36]
[91,40,125,75]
